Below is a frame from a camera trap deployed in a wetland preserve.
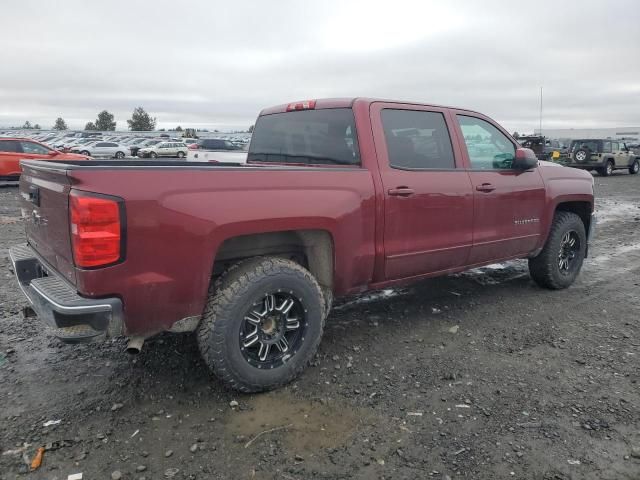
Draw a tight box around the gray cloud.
[1,0,638,132]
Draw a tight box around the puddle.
[0,216,20,225]
[224,392,363,452]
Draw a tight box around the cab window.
[457,115,515,170]
[20,141,50,154]
[0,140,21,153]
[381,109,455,169]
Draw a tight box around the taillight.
[70,191,124,268]
[286,100,316,111]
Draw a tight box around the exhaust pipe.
[126,336,145,354]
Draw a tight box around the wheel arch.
[555,201,592,238]
[211,229,335,294]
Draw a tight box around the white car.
[75,141,129,158]
[138,141,188,158]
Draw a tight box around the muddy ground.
[0,173,638,480]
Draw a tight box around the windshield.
[248,108,360,166]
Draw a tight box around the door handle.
[388,187,415,197]
[475,183,495,193]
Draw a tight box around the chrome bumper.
[9,243,123,343]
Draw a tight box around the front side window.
[381,109,455,169]
[457,115,515,170]
[602,141,612,153]
[20,141,50,154]
[248,108,360,165]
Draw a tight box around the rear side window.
[248,108,360,166]
[381,109,455,169]
[0,140,21,153]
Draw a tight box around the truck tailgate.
[19,162,77,286]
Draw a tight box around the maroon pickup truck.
[10,98,595,392]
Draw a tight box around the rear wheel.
[197,257,325,392]
[177,151,185,158]
[528,211,586,289]
[629,159,639,175]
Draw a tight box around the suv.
[138,141,188,158]
[566,139,638,176]
[518,136,568,160]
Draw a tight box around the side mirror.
[513,147,539,169]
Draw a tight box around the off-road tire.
[197,257,325,392]
[601,160,614,176]
[629,159,639,175]
[573,148,590,163]
[528,211,586,289]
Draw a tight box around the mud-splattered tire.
[528,212,586,289]
[197,257,325,392]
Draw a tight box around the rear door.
[452,113,545,263]
[0,140,25,177]
[371,103,474,280]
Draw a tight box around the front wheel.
[601,160,614,176]
[629,159,639,175]
[80,150,90,156]
[115,151,125,159]
[528,211,586,289]
[197,257,325,392]
[150,152,158,159]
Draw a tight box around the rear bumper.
[9,243,123,343]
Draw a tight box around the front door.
[452,113,546,264]
[371,104,474,280]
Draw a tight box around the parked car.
[138,141,188,158]
[565,139,638,176]
[10,97,595,393]
[130,139,163,157]
[61,138,101,152]
[0,137,89,184]
[186,138,247,163]
[73,141,129,158]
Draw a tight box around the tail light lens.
[70,191,124,268]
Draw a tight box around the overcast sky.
[1,0,638,132]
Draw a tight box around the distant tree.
[127,107,156,131]
[84,121,97,130]
[248,124,254,133]
[158,128,166,132]
[94,110,116,131]
[22,121,32,129]
[53,117,68,130]
[33,124,41,129]
[175,125,183,132]
[512,131,520,139]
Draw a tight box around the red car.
[0,137,89,184]
[10,98,595,392]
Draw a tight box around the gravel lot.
[1,173,639,480]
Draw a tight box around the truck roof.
[259,97,484,116]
